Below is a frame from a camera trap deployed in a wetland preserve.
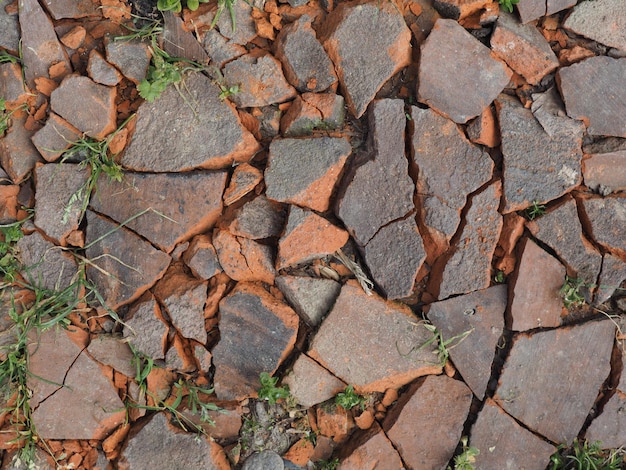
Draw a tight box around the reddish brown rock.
[563,0,626,52]
[274,15,337,93]
[275,275,341,326]
[213,283,298,400]
[284,354,346,408]
[558,57,626,137]
[87,49,122,86]
[60,25,87,49]
[50,75,117,140]
[308,282,442,393]
[182,234,222,280]
[0,185,19,223]
[0,62,31,107]
[581,196,626,257]
[211,0,256,46]
[265,137,351,212]
[490,12,559,85]
[595,254,626,305]
[213,229,275,284]
[280,94,334,137]
[42,0,99,19]
[418,19,511,123]
[411,105,493,249]
[437,181,503,300]
[123,293,168,361]
[228,196,286,240]
[321,0,411,118]
[427,285,506,399]
[509,238,565,331]
[583,150,626,194]
[384,375,472,469]
[0,114,42,184]
[517,0,577,23]
[223,163,263,206]
[494,320,614,443]
[466,105,500,148]
[90,170,227,253]
[86,335,135,377]
[337,423,403,468]
[34,163,89,245]
[277,207,349,270]
[31,113,82,162]
[18,0,72,89]
[105,39,151,84]
[85,210,172,310]
[122,73,260,172]
[471,400,555,469]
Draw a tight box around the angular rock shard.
[583,150,626,194]
[284,354,346,408]
[581,196,626,257]
[123,293,168,361]
[563,0,626,52]
[337,423,404,468]
[275,275,341,326]
[213,229,275,284]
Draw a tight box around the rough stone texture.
[497,94,583,213]
[0,0,20,53]
[583,150,626,194]
[517,0,577,24]
[213,283,298,400]
[275,275,341,326]
[0,63,30,107]
[411,105,493,247]
[18,0,72,89]
[274,15,337,93]
[122,73,259,172]
[308,282,442,393]
[222,53,297,108]
[162,11,209,64]
[16,230,78,291]
[228,196,286,240]
[87,49,122,86]
[154,267,208,344]
[202,28,246,69]
[558,57,626,138]
[86,335,135,377]
[338,423,404,469]
[337,99,414,246]
[280,93,345,137]
[384,375,472,469]
[28,327,125,440]
[31,113,82,162]
[284,354,346,408]
[490,12,559,85]
[50,75,117,140]
[0,114,42,184]
[265,137,351,212]
[418,19,511,123]
[532,198,602,285]
[90,170,227,253]
[494,320,615,443]
[213,229,276,284]
[183,235,222,280]
[363,217,426,300]
[595,254,626,305]
[223,163,263,206]
[509,238,565,331]
[321,0,411,118]
[105,39,151,84]
[34,163,89,245]
[587,359,626,449]
[467,105,500,148]
[437,181,503,300]
[581,197,626,256]
[564,0,626,52]
[241,451,284,470]
[42,0,99,19]
[277,207,349,270]
[428,285,506,399]
[213,0,256,46]
[119,413,229,470]
[85,210,172,310]
[471,400,555,469]
[0,185,19,224]
[123,293,168,360]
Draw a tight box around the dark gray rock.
[0,0,20,53]
[242,451,284,470]
[228,196,286,240]
[595,254,626,305]
[31,113,82,162]
[581,196,626,256]
[0,114,42,184]
[517,0,577,23]
[87,50,122,86]
[105,39,151,84]
[41,0,99,19]
[182,235,222,280]
[162,11,209,64]
[123,293,168,360]
[275,275,341,326]
[564,0,626,52]
[583,150,626,194]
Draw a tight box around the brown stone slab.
[213,229,276,284]
[31,113,82,162]
[581,196,626,257]
[0,114,42,184]
[564,0,626,52]
[337,423,404,469]
[284,354,346,408]
[275,275,341,326]
[583,150,626,194]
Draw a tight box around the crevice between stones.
[32,345,85,411]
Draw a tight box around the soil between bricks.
[1,0,626,469]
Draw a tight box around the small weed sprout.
[211,0,238,32]
[257,372,290,404]
[335,385,367,411]
[0,219,28,283]
[0,50,20,64]
[314,458,340,470]
[494,270,505,284]
[559,276,587,309]
[499,0,519,13]
[157,0,210,13]
[0,98,28,135]
[401,322,474,367]
[549,438,624,470]
[447,436,479,470]
[525,200,546,220]
[218,84,240,100]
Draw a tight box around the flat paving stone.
[558,57,626,138]
[531,197,602,285]
[471,399,555,469]
[497,94,583,213]
[42,0,99,19]
[280,93,345,137]
[427,285,506,399]
[494,320,615,443]
[213,282,298,400]
[182,234,222,280]
[595,254,626,305]
[320,0,411,118]
[308,281,442,393]
[581,196,626,257]
[418,18,511,123]
[90,170,227,253]
[0,114,42,184]
[437,181,503,300]
[338,423,404,469]
[31,113,82,162]
[228,196,286,240]
[583,150,626,194]
[85,210,172,310]
[274,15,337,93]
[384,375,472,469]
[213,229,276,284]
[87,49,123,86]
[86,335,135,377]
[105,39,151,85]
[265,137,351,213]
[34,163,89,245]
[277,207,349,270]
[0,0,20,53]
[123,293,168,361]
[491,12,559,85]
[337,99,415,246]
[509,238,565,331]
[50,75,117,140]
[275,275,341,326]
[411,105,493,248]
[284,354,346,408]
[121,73,260,171]
[564,0,626,52]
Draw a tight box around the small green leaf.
[187,0,200,10]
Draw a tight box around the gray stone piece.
[283,354,346,408]
[121,73,259,172]
[87,49,122,86]
[583,150,626,194]
[0,0,20,53]
[41,0,99,19]
[564,0,626,52]
[202,28,246,69]
[162,11,209,64]
[517,0,577,24]
[105,39,151,84]
[275,275,341,326]
[0,114,42,184]
[229,196,286,240]
[581,196,626,256]
[31,113,82,162]
[86,335,135,377]
[123,293,168,361]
